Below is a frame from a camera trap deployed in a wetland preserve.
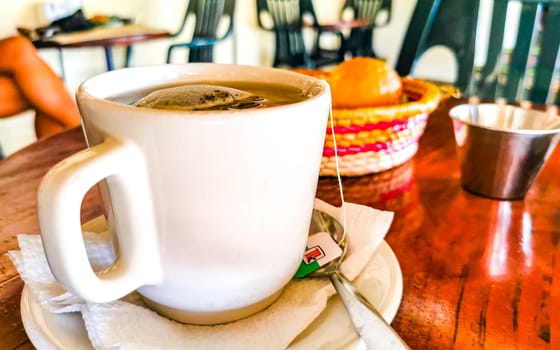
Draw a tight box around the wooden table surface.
[0,98,558,349]
[33,24,170,49]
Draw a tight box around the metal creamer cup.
[449,103,560,200]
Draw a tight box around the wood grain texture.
[0,128,102,350]
[0,98,558,349]
[317,98,560,349]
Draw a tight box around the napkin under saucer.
[11,199,403,350]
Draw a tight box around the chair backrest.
[341,0,392,26]
[256,0,320,67]
[169,0,235,62]
[340,0,392,58]
[256,0,317,29]
[396,0,560,106]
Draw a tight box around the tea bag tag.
[295,232,343,278]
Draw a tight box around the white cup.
[38,63,330,324]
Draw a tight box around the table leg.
[103,46,114,71]
[57,48,66,81]
[125,46,133,67]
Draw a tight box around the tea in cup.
[38,63,330,324]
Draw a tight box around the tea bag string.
[328,102,347,233]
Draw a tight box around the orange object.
[89,15,110,23]
[327,57,402,108]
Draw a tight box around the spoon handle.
[330,271,410,350]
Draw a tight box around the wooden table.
[0,98,558,349]
[33,24,171,75]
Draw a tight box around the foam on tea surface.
[135,84,266,111]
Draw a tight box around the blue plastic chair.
[166,0,236,63]
[396,0,560,106]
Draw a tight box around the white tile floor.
[0,111,37,157]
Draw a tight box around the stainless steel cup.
[449,103,560,200]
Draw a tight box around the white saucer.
[21,239,402,350]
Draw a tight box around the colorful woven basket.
[321,77,441,176]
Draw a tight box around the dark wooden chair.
[341,0,392,58]
[166,0,236,63]
[396,0,560,106]
[256,0,345,68]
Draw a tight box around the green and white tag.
[295,232,343,278]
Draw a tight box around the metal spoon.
[309,209,410,349]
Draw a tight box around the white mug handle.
[38,137,162,302]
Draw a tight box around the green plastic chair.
[256,0,345,68]
[341,0,392,58]
[166,0,236,63]
[396,0,560,106]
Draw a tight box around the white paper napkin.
[9,199,393,350]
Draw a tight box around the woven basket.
[321,77,441,176]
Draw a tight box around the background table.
[34,24,170,76]
[0,98,558,349]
